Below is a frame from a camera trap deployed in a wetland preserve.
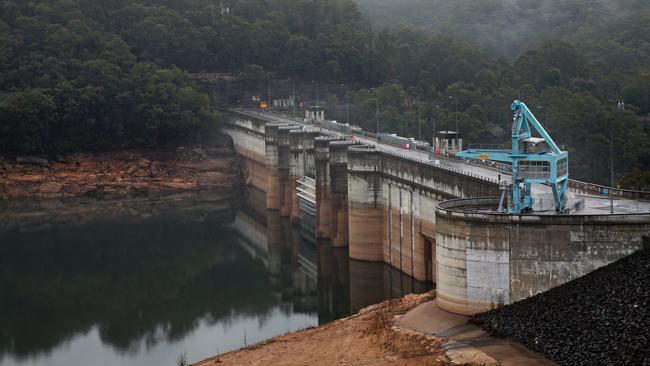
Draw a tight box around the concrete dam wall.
[223,111,650,315]
[435,198,650,315]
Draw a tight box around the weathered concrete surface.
[348,146,384,261]
[435,198,650,315]
[383,183,437,282]
[329,141,356,247]
[315,137,338,239]
[222,116,267,192]
[396,301,553,366]
[264,123,288,209]
[277,125,301,217]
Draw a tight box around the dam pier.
[223,107,650,315]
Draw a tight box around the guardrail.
[352,130,377,140]
[568,180,650,200]
[374,146,499,184]
[466,143,509,151]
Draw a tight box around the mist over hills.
[354,0,650,65]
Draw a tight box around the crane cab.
[520,137,549,154]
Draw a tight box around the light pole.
[375,98,379,134]
[342,83,350,125]
[432,105,440,148]
[417,105,421,141]
[292,77,296,118]
[611,100,624,213]
[267,72,271,109]
[312,81,319,107]
[449,95,459,133]
[370,88,379,134]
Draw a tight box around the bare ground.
[193,292,448,366]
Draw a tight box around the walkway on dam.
[229,107,650,215]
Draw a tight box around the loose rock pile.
[472,246,649,366]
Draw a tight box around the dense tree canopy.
[1,0,649,187]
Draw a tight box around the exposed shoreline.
[192,290,553,366]
[0,137,240,200]
[193,291,447,366]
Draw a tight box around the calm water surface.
[0,188,430,366]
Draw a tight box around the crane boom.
[456,100,569,214]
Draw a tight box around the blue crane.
[456,100,569,214]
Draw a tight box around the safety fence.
[374,147,499,184]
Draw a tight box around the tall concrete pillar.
[277,125,300,216]
[329,141,357,247]
[347,145,384,261]
[314,137,338,239]
[265,123,287,210]
[385,185,416,277]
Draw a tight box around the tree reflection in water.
[0,188,431,365]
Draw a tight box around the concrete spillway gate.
[435,197,650,315]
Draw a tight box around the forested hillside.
[353,0,650,64]
[1,0,649,187]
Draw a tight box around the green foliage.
[0,1,216,155]
[1,0,649,184]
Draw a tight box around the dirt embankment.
[0,140,241,200]
[194,292,447,366]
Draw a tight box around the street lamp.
[432,104,440,148]
[342,83,350,125]
[449,95,459,133]
[611,100,624,213]
[292,77,296,118]
[312,80,319,107]
[417,106,421,141]
[370,88,379,134]
[267,72,271,109]
[412,97,422,141]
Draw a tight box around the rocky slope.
[472,245,650,366]
[0,140,241,200]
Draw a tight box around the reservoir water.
[0,188,431,366]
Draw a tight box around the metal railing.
[373,146,499,184]
[466,143,509,151]
[568,179,650,200]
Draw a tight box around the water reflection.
[0,188,431,366]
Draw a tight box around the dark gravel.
[472,247,649,366]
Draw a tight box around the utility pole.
[343,84,350,125]
[432,114,436,148]
[267,72,271,109]
[370,88,379,134]
[454,97,459,133]
[432,104,439,149]
[312,81,319,107]
[375,99,379,134]
[610,115,614,214]
[611,100,624,213]
[292,78,296,118]
[417,106,421,141]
